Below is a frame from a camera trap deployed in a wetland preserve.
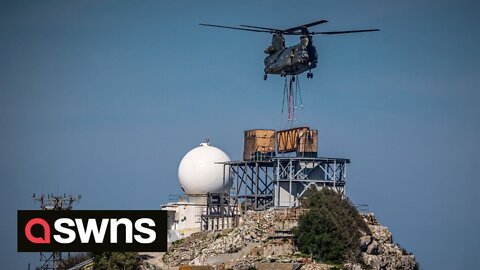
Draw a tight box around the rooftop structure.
[201,127,350,231]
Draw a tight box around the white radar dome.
[178,142,231,194]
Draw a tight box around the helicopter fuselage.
[264,35,317,76]
[199,20,378,80]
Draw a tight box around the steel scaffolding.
[226,160,275,211]
[273,157,349,208]
[221,156,349,210]
[200,156,349,231]
[201,192,239,231]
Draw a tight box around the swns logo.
[18,210,167,252]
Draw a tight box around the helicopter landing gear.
[264,74,268,80]
[307,72,313,79]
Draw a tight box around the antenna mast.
[32,193,81,270]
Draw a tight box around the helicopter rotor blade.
[199,23,273,33]
[311,29,380,35]
[239,24,283,32]
[282,32,304,36]
[284,20,328,33]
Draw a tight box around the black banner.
[18,210,167,252]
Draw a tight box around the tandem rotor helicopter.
[200,20,379,80]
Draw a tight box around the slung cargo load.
[243,127,318,161]
[276,127,318,156]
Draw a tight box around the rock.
[366,240,379,255]
[344,263,365,270]
[360,213,417,270]
[370,225,393,243]
[362,254,384,270]
[162,210,417,270]
[352,264,363,270]
[360,235,372,252]
[300,263,332,270]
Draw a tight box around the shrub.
[293,188,371,264]
[57,253,91,270]
[91,252,141,270]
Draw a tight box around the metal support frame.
[201,192,239,231]
[201,157,349,231]
[227,161,274,211]
[273,157,349,208]
[220,157,350,211]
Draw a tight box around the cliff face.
[163,209,417,270]
[358,213,417,270]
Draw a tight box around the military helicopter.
[200,20,379,80]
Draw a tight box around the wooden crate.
[298,129,318,153]
[243,129,275,160]
[277,127,317,154]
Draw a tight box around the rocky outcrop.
[164,210,279,269]
[360,213,417,270]
[163,210,417,270]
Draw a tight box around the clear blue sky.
[1,1,479,269]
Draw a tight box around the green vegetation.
[91,252,141,270]
[172,237,185,247]
[35,253,92,270]
[293,188,371,264]
[57,253,91,270]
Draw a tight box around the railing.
[355,204,370,214]
[168,194,190,203]
[66,258,94,270]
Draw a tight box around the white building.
[162,142,231,242]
